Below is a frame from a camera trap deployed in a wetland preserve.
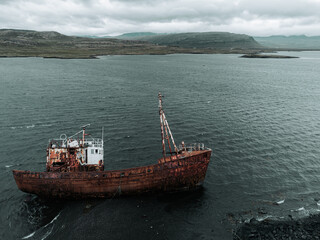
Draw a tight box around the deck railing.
[49,136,103,148]
[178,143,206,152]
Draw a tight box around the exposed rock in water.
[233,214,320,240]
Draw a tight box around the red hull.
[13,150,211,199]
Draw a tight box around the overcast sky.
[1,0,320,36]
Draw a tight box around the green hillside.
[115,32,263,49]
[0,29,266,59]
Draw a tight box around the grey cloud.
[0,0,320,36]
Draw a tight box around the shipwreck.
[13,93,212,198]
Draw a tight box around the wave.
[257,215,273,222]
[22,231,35,239]
[10,126,23,129]
[39,124,53,127]
[10,123,53,130]
[44,212,61,228]
[294,207,305,212]
[40,226,53,240]
[244,215,274,223]
[275,199,285,205]
[21,212,61,240]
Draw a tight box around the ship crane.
[158,92,178,160]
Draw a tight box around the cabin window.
[91,149,94,154]
[99,150,102,154]
[95,149,98,154]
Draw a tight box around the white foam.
[22,212,61,240]
[39,212,61,240]
[10,126,23,129]
[41,226,53,240]
[275,199,285,205]
[291,207,305,212]
[40,124,53,127]
[257,215,272,222]
[44,212,61,228]
[26,124,35,129]
[22,231,36,239]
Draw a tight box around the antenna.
[102,127,104,141]
[81,124,90,147]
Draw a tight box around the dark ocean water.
[1,52,320,239]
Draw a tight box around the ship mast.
[158,92,178,160]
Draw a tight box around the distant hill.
[113,32,263,50]
[0,29,266,59]
[79,33,161,39]
[0,29,88,45]
[0,29,183,58]
[0,29,69,40]
[116,32,160,39]
[254,35,320,49]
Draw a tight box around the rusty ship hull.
[13,150,211,199]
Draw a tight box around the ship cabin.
[46,125,104,172]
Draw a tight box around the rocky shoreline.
[234,214,320,240]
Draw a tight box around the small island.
[240,54,299,59]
